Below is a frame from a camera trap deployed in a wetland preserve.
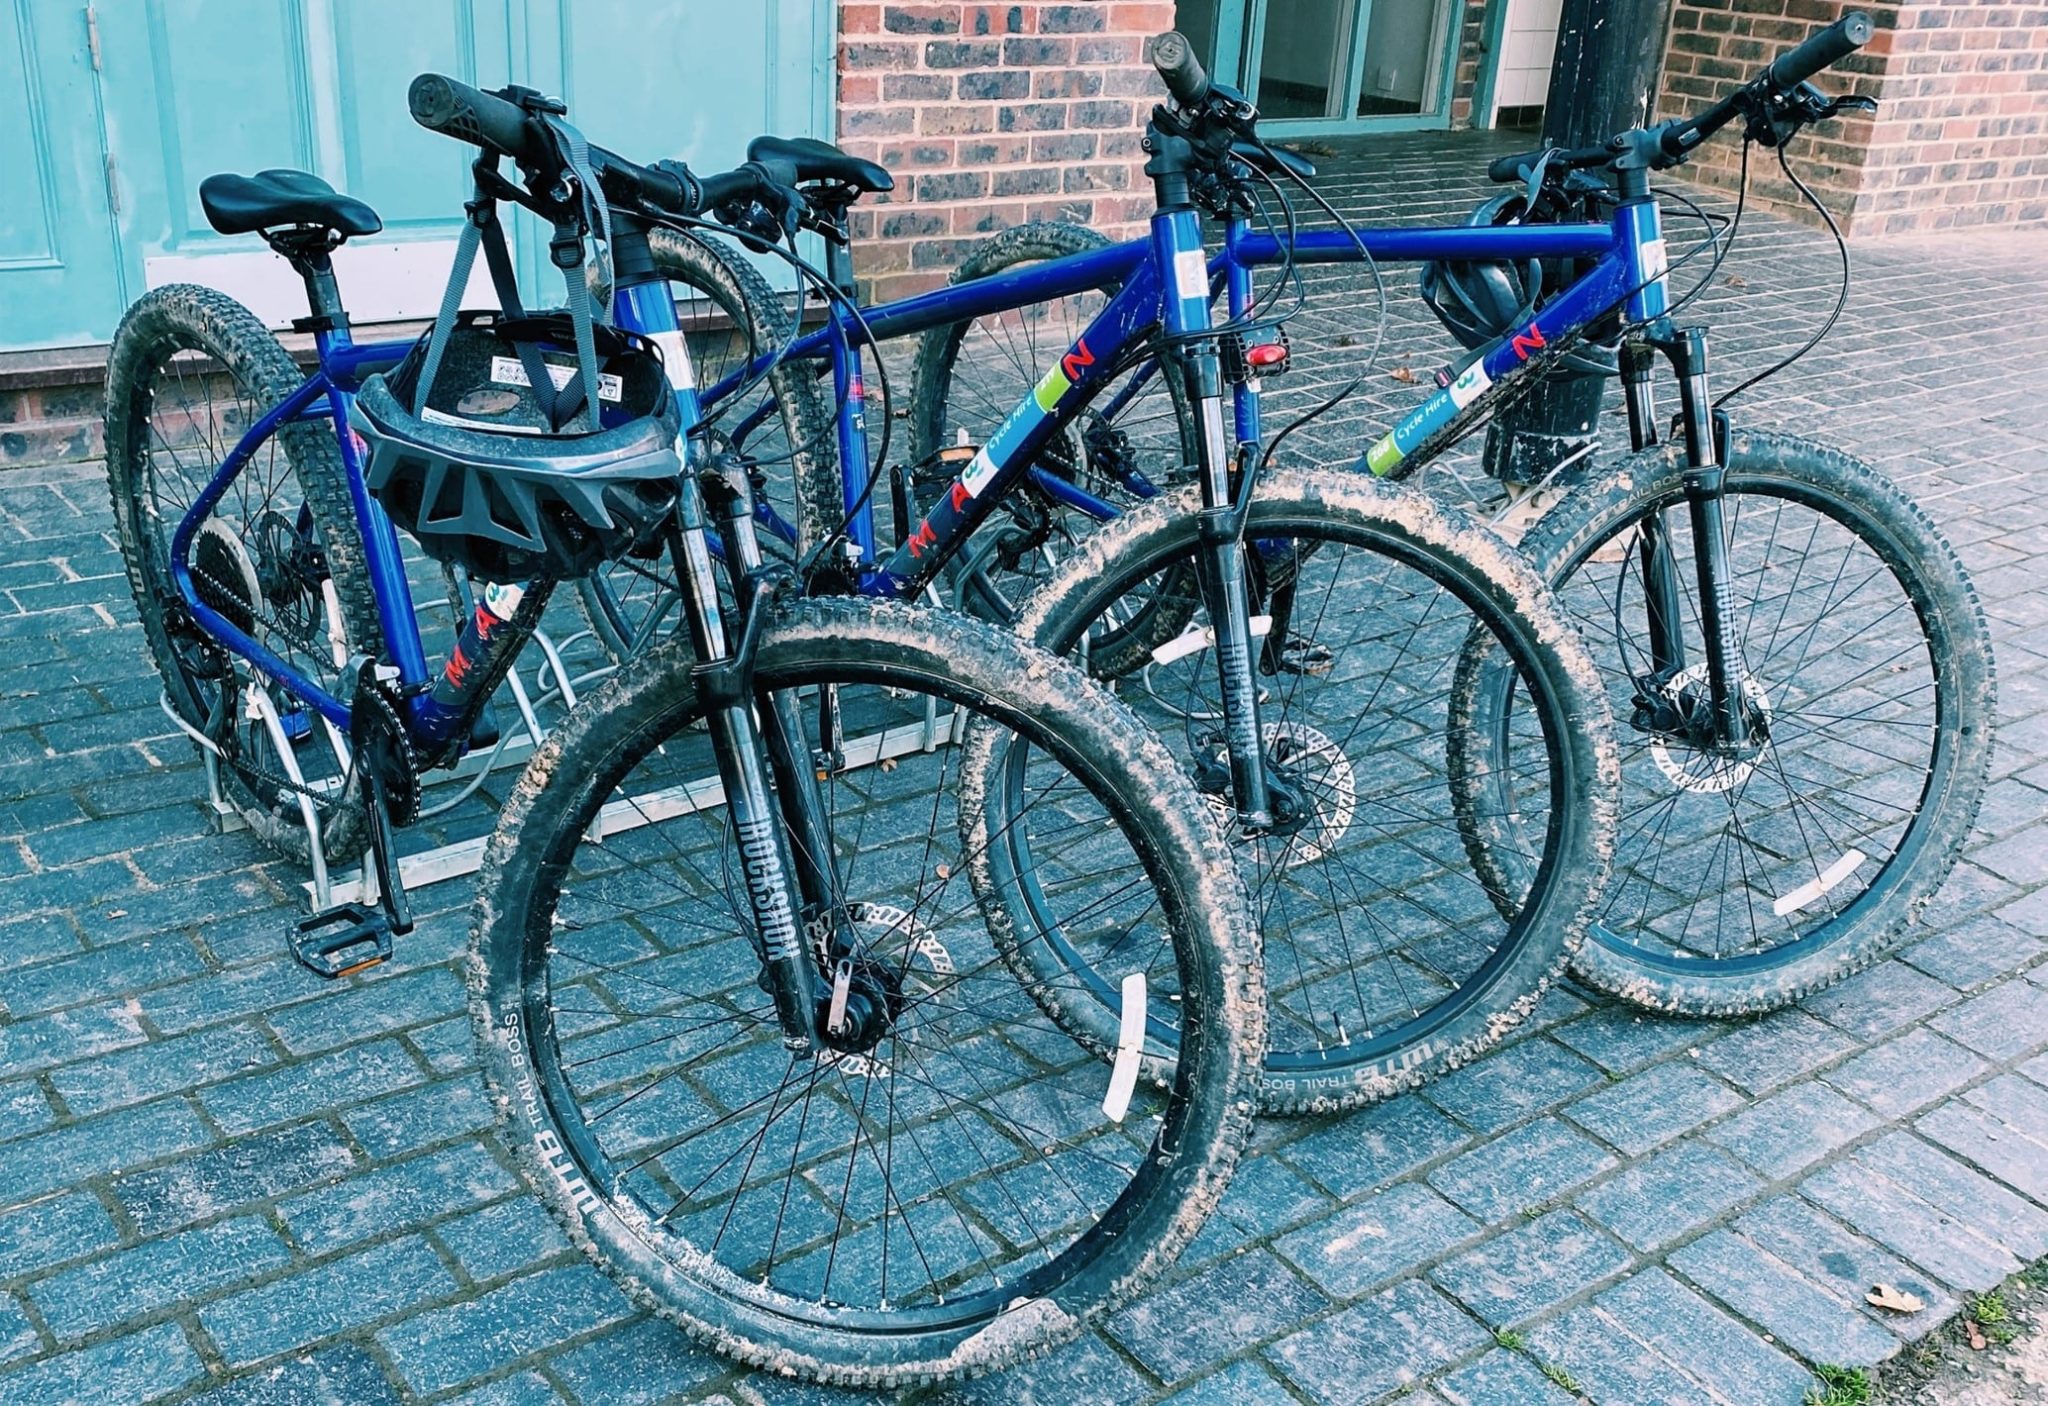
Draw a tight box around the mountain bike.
[106,77,1265,1386]
[581,69,1620,1109]
[908,16,1993,1017]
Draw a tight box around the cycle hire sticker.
[1103,971,1147,1124]
[1174,248,1209,306]
[490,355,623,403]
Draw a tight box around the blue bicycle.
[605,12,1990,1086]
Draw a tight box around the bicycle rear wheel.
[104,284,379,862]
[471,599,1261,1385]
[1008,470,1617,1113]
[1455,430,1993,1013]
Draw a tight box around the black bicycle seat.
[745,136,894,195]
[199,169,383,239]
[1229,141,1317,181]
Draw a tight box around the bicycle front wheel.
[1009,470,1618,1114]
[1460,430,1994,1013]
[471,599,1261,1386]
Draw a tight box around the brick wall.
[1659,0,2048,236]
[836,1,1176,303]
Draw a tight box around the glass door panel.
[1254,0,1357,120]
[1358,0,1447,116]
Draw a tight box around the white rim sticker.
[1150,615,1272,667]
[1773,848,1867,917]
[1103,971,1146,1124]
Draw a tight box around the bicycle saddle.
[199,169,383,238]
[1228,141,1316,181]
[744,136,894,194]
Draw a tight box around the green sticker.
[1366,435,1403,476]
[1032,364,1073,414]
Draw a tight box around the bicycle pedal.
[290,902,394,979]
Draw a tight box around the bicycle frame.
[692,187,1669,601]
[168,280,709,753]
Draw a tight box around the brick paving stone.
[1736,1194,1955,1341]
[0,1320,205,1405]
[1578,1144,1762,1254]
[1564,1062,1743,1158]
[46,1020,277,1117]
[1430,1210,1632,1329]
[1800,962,1957,1041]
[31,1214,291,1339]
[1108,1249,1329,1384]
[1670,1228,1898,1368]
[1822,1027,1992,1119]
[1927,974,2048,1061]
[0,1097,210,1207]
[374,1264,634,1397]
[1268,1279,1489,1406]
[1277,1096,1469,1200]
[1550,1007,1712,1074]
[1522,1302,1718,1406]
[0,1296,40,1366]
[1901,914,2048,991]
[1434,1349,1579,1406]
[200,1235,460,1366]
[543,1317,728,1405]
[177,1344,404,1405]
[263,966,467,1055]
[1154,1358,1300,1405]
[112,1120,357,1236]
[443,1372,564,1406]
[1275,1182,1480,1298]
[1425,1116,1617,1223]
[2,929,209,1019]
[1852,1131,2048,1259]
[0,1001,146,1077]
[279,1142,518,1256]
[1704,1080,1882,1180]
[1799,1160,2021,1293]
[339,1075,496,1160]
[1423,1038,1605,1135]
[0,1190,119,1279]
[1690,1011,1860,1096]
[435,1195,572,1283]
[924,1331,1150,1406]
[1916,1101,2048,1205]
[1593,1268,1815,1405]
[200,1038,428,1136]
[0,1079,56,1142]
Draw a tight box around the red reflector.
[1246,343,1287,369]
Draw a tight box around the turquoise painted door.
[5,0,832,350]
[0,2,127,350]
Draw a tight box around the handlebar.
[408,72,738,223]
[1485,11,1872,185]
[1148,31,1211,107]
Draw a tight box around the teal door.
[0,2,127,350]
[3,0,832,350]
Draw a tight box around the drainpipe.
[1481,0,1674,485]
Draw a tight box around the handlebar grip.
[696,167,759,210]
[1765,11,1872,93]
[408,73,546,166]
[1148,31,1211,107]
[1486,142,1612,184]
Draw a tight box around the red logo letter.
[1510,323,1546,361]
[1060,338,1096,384]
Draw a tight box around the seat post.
[267,229,350,335]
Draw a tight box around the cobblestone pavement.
[3,128,2047,1406]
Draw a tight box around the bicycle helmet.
[1418,192,1544,350]
[352,121,684,582]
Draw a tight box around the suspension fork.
[1620,335,1687,679]
[702,463,844,938]
[1654,323,1751,749]
[672,473,821,1054]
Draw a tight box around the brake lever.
[1748,82,1877,147]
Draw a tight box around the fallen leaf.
[935,863,952,881]
[1388,365,1418,385]
[1966,1320,1987,1351]
[1725,273,1748,289]
[107,909,127,919]
[1867,1284,1925,1314]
